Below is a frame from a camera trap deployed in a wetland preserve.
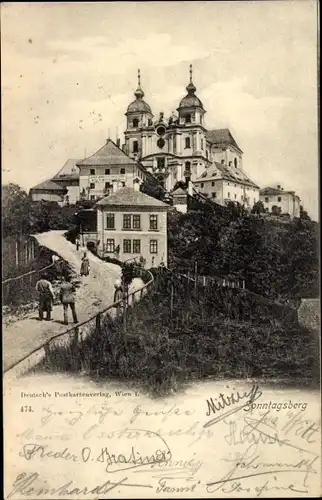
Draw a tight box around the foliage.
[2,183,77,238]
[140,177,165,201]
[251,200,265,214]
[38,272,319,394]
[168,204,319,300]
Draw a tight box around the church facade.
[122,66,259,207]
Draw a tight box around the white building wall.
[260,193,300,218]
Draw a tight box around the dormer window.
[185,137,191,148]
[133,118,139,128]
[185,114,191,124]
[148,119,153,126]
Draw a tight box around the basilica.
[30,66,260,209]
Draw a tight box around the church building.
[122,66,259,207]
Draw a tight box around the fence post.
[96,313,101,334]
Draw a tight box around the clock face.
[157,138,165,149]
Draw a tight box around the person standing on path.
[35,273,55,321]
[75,237,80,251]
[59,275,78,325]
[80,252,90,276]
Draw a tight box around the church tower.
[124,70,154,160]
[176,65,208,184]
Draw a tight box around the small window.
[105,181,111,189]
[234,158,238,168]
[211,181,215,186]
[133,239,141,253]
[105,169,110,175]
[122,182,126,187]
[133,214,141,230]
[157,157,165,169]
[133,118,139,128]
[149,214,158,230]
[133,141,139,153]
[185,114,191,124]
[278,196,282,202]
[201,182,204,188]
[221,159,225,164]
[106,214,115,229]
[123,214,131,229]
[185,161,191,173]
[148,119,153,126]
[90,169,95,175]
[123,239,131,253]
[211,192,216,198]
[105,239,115,253]
[229,161,232,166]
[234,194,237,199]
[90,183,95,189]
[201,138,204,150]
[241,195,244,201]
[90,195,95,200]
[120,168,126,175]
[150,239,158,254]
[265,197,269,203]
[185,137,191,148]
[228,192,230,198]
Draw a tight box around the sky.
[1,1,319,219]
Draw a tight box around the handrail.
[2,262,56,285]
[4,266,154,374]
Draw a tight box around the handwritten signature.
[7,472,152,498]
[204,384,262,428]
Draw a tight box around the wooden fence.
[4,265,154,376]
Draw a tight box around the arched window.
[185,161,191,173]
[148,118,153,126]
[133,118,139,128]
[185,137,191,148]
[133,140,139,153]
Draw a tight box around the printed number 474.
[20,406,33,412]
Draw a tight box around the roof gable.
[52,159,80,180]
[77,139,137,167]
[206,128,242,153]
[196,162,259,189]
[96,187,168,208]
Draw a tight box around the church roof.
[52,159,80,180]
[127,99,152,114]
[206,128,242,153]
[196,162,259,189]
[178,94,204,109]
[96,187,168,208]
[30,180,67,192]
[77,139,137,167]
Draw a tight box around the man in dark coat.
[35,273,55,321]
[59,275,79,325]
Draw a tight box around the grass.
[33,271,320,396]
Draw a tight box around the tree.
[2,183,32,237]
[140,177,165,201]
[251,200,265,215]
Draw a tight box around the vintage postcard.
[2,1,320,498]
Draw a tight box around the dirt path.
[3,231,143,372]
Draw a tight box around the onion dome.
[126,69,152,114]
[178,64,204,109]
